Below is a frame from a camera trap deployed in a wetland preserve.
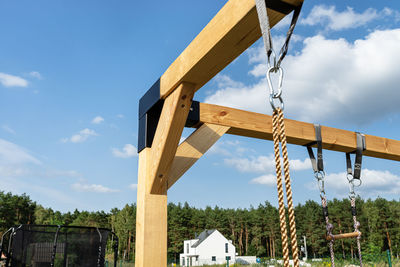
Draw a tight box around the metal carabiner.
[269,94,284,111]
[267,66,284,98]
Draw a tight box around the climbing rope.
[255,1,303,266]
[271,108,290,267]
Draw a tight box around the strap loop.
[255,0,303,69]
[346,132,366,180]
[307,124,324,174]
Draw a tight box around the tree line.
[0,191,399,262]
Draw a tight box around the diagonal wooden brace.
[167,123,230,189]
[149,82,195,194]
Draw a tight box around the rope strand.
[272,109,290,267]
[277,108,300,267]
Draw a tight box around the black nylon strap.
[255,0,303,68]
[277,1,303,67]
[322,206,329,217]
[351,206,357,216]
[307,124,323,173]
[346,132,366,180]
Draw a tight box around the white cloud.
[302,5,379,31]
[117,114,124,118]
[91,116,104,124]
[250,174,277,186]
[205,29,400,124]
[316,169,400,197]
[224,154,310,173]
[0,72,28,87]
[2,125,15,134]
[0,138,41,165]
[63,128,98,143]
[129,183,138,190]
[112,144,137,158]
[29,71,42,80]
[71,182,119,193]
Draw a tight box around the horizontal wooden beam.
[197,103,400,162]
[159,0,303,99]
[167,123,229,190]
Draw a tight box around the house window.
[182,257,185,266]
[225,243,228,253]
[212,256,216,261]
[186,243,189,254]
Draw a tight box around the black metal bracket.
[265,0,299,15]
[137,80,200,153]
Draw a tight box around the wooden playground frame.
[135,0,400,266]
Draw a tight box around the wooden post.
[135,83,195,267]
[135,148,168,267]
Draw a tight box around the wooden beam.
[159,0,303,99]
[135,148,168,267]
[149,82,195,194]
[167,123,230,190]
[198,102,400,162]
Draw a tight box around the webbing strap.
[307,124,323,173]
[346,132,366,180]
[255,0,303,68]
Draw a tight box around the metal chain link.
[351,198,363,267]
[321,196,335,267]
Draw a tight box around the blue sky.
[1,0,400,212]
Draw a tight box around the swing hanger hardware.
[267,65,284,111]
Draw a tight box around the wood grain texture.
[135,149,168,267]
[150,82,195,194]
[167,123,229,190]
[326,232,361,241]
[198,102,400,161]
[159,0,303,98]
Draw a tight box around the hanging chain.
[346,132,365,267]
[321,196,335,267]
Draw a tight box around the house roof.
[191,229,216,248]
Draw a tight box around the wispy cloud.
[0,138,41,165]
[112,144,137,158]
[0,72,28,87]
[71,182,119,193]
[225,155,311,174]
[28,71,42,80]
[2,125,15,134]
[62,128,98,143]
[129,184,138,190]
[91,116,104,124]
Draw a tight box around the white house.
[180,229,236,266]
